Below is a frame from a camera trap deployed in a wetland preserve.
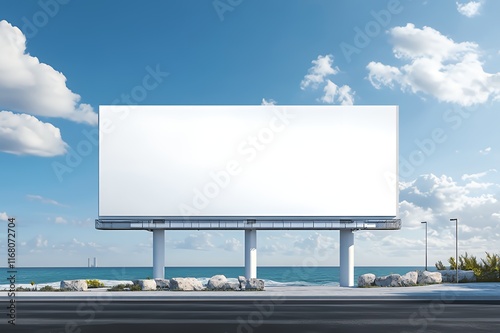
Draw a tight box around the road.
[2,298,500,333]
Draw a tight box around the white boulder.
[358,273,376,287]
[60,280,88,291]
[417,271,442,285]
[245,278,265,291]
[439,270,477,283]
[238,276,247,290]
[170,277,205,291]
[401,271,418,286]
[374,274,403,287]
[207,275,228,290]
[223,282,241,291]
[154,278,170,289]
[133,279,156,291]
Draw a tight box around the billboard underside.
[98,105,398,220]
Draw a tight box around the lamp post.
[421,221,428,271]
[450,218,458,283]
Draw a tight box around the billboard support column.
[245,229,257,279]
[339,229,354,287]
[153,229,165,279]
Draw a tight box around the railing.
[95,218,402,230]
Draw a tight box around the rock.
[60,280,88,291]
[417,271,442,285]
[238,276,247,290]
[401,271,418,286]
[223,282,240,291]
[375,274,403,287]
[207,275,228,290]
[170,277,205,291]
[133,279,156,291]
[245,278,265,291]
[358,273,376,287]
[439,270,477,283]
[154,278,170,289]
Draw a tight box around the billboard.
[99,105,398,219]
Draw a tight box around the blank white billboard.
[99,105,398,219]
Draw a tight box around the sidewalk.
[3,283,500,301]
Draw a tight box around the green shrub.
[435,252,500,282]
[107,283,141,291]
[39,285,56,291]
[86,279,105,288]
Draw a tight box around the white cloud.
[55,216,67,224]
[0,212,8,221]
[492,212,500,220]
[302,54,355,104]
[479,147,491,155]
[261,98,276,105]
[462,169,496,180]
[456,1,482,17]
[321,80,338,103]
[221,238,241,252]
[0,20,96,125]
[174,232,215,250]
[367,23,500,106]
[300,54,338,90]
[26,194,65,206]
[401,173,497,215]
[336,85,355,105]
[0,111,67,157]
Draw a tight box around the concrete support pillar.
[245,229,257,279]
[339,229,354,287]
[153,229,165,279]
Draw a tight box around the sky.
[1,0,500,268]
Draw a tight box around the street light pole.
[421,221,427,271]
[450,218,458,283]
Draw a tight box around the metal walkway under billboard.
[95,218,401,287]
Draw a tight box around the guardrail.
[95,218,401,230]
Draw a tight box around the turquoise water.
[0,266,431,286]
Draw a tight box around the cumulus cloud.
[0,212,8,221]
[367,23,500,106]
[174,232,215,251]
[301,54,355,104]
[0,20,96,125]
[0,111,67,156]
[300,54,338,89]
[401,173,497,217]
[456,1,482,17]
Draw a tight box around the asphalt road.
[2,299,500,333]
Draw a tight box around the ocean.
[0,266,432,289]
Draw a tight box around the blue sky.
[1,0,500,268]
